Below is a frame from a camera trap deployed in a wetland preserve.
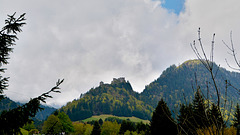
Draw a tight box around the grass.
[81,114,150,124]
[20,128,28,135]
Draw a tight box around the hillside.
[0,97,56,120]
[140,59,240,110]
[60,78,153,121]
[60,59,240,122]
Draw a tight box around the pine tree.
[233,103,240,135]
[91,121,101,135]
[150,99,177,135]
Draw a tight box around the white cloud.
[1,0,240,107]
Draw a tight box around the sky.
[1,0,240,108]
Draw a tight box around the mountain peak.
[178,59,202,68]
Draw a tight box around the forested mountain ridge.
[60,59,240,121]
[0,97,56,120]
[60,78,153,121]
[140,59,240,110]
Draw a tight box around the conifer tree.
[209,103,224,130]
[178,103,196,135]
[91,121,101,135]
[150,99,177,135]
[192,88,209,129]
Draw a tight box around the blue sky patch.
[160,0,185,15]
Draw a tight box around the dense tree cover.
[141,60,240,111]
[0,97,18,112]
[119,120,136,134]
[70,120,150,135]
[42,114,63,134]
[72,122,93,135]
[0,97,56,120]
[61,78,153,121]
[42,111,74,134]
[22,121,36,131]
[101,121,121,135]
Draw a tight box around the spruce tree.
[150,99,177,135]
[178,103,196,135]
[91,121,101,135]
[192,88,209,129]
[209,103,223,130]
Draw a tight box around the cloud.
[1,0,240,107]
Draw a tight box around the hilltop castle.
[99,77,126,86]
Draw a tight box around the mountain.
[0,97,18,112]
[60,77,153,121]
[140,59,240,110]
[60,59,240,121]
[0,97,56,120]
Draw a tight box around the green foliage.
[119,120,136,134]
[72,122,93,135]
[101,121,120,135]
[0,97,18,112]
[20,128,29,135]
[209,103,224,130]
[29,129,39,135]
[105,117,123,124]
[42,114,63,134]
[61,78,153,121]
[178,89,226,134]
[192,89,209,128]
[42,111,74,134]
[141,60,240,112]
[58,111,74,133]
[22,121,35,131]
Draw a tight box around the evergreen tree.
[178,103,196,135]
[91,121,101,135]
[233,103,240,135]
[119,120,135,134]
[192,88,209,129]
[150,99,177,135]
[209,103,223,130]
[98,118,103,125]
